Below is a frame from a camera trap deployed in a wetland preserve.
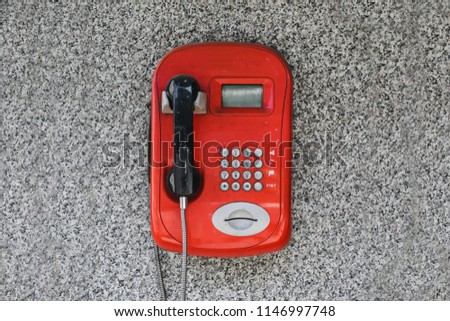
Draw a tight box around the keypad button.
[231,182,240,191]
[243,148,252,157]
[231,170,240,180]
[243,159,252,168]
[254,182,263,191]
[243,182,251,191]
[254,148,263,158]
[243,171,252,180]
[220,182,229,191]
[232,159,241,168]
[254,170,263,180]
[254,159,263,168]
[231,148,240,157]
[221,148,229,157]
[220,159,229,168]
[220,170,229,180]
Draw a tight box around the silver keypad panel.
[219,147,264,192]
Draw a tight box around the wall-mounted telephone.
[149,43,292,299]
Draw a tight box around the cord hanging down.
[153,243,166,301]
[153,196,189,301]
[180,196,188,301]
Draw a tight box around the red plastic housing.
[150,43,292,257]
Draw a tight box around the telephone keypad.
[219,147,264,192]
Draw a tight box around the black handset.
[165,75,201,197]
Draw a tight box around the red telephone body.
[150,43,292,257]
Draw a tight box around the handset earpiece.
[165,75,202,198]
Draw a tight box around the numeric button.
[231,148,240,157]
[243,182,251,191]
[254,148,263,158]
[220,159,229,168]
[254,171,263,180]
[243,148,252,157]
[231,171,240,180]
[221,148,229,157]
[243,159,252,168]
[220,182,229,191]
[243,171,252,180]
[220,171,229,180]
[232,159,241,168]
[254,159,263,168]
[231,182,240,191]
[254,182,263,192]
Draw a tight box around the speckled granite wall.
[2,1,449,300]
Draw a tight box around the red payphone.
[149,42,292,299]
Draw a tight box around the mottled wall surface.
[3,1,449,300]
